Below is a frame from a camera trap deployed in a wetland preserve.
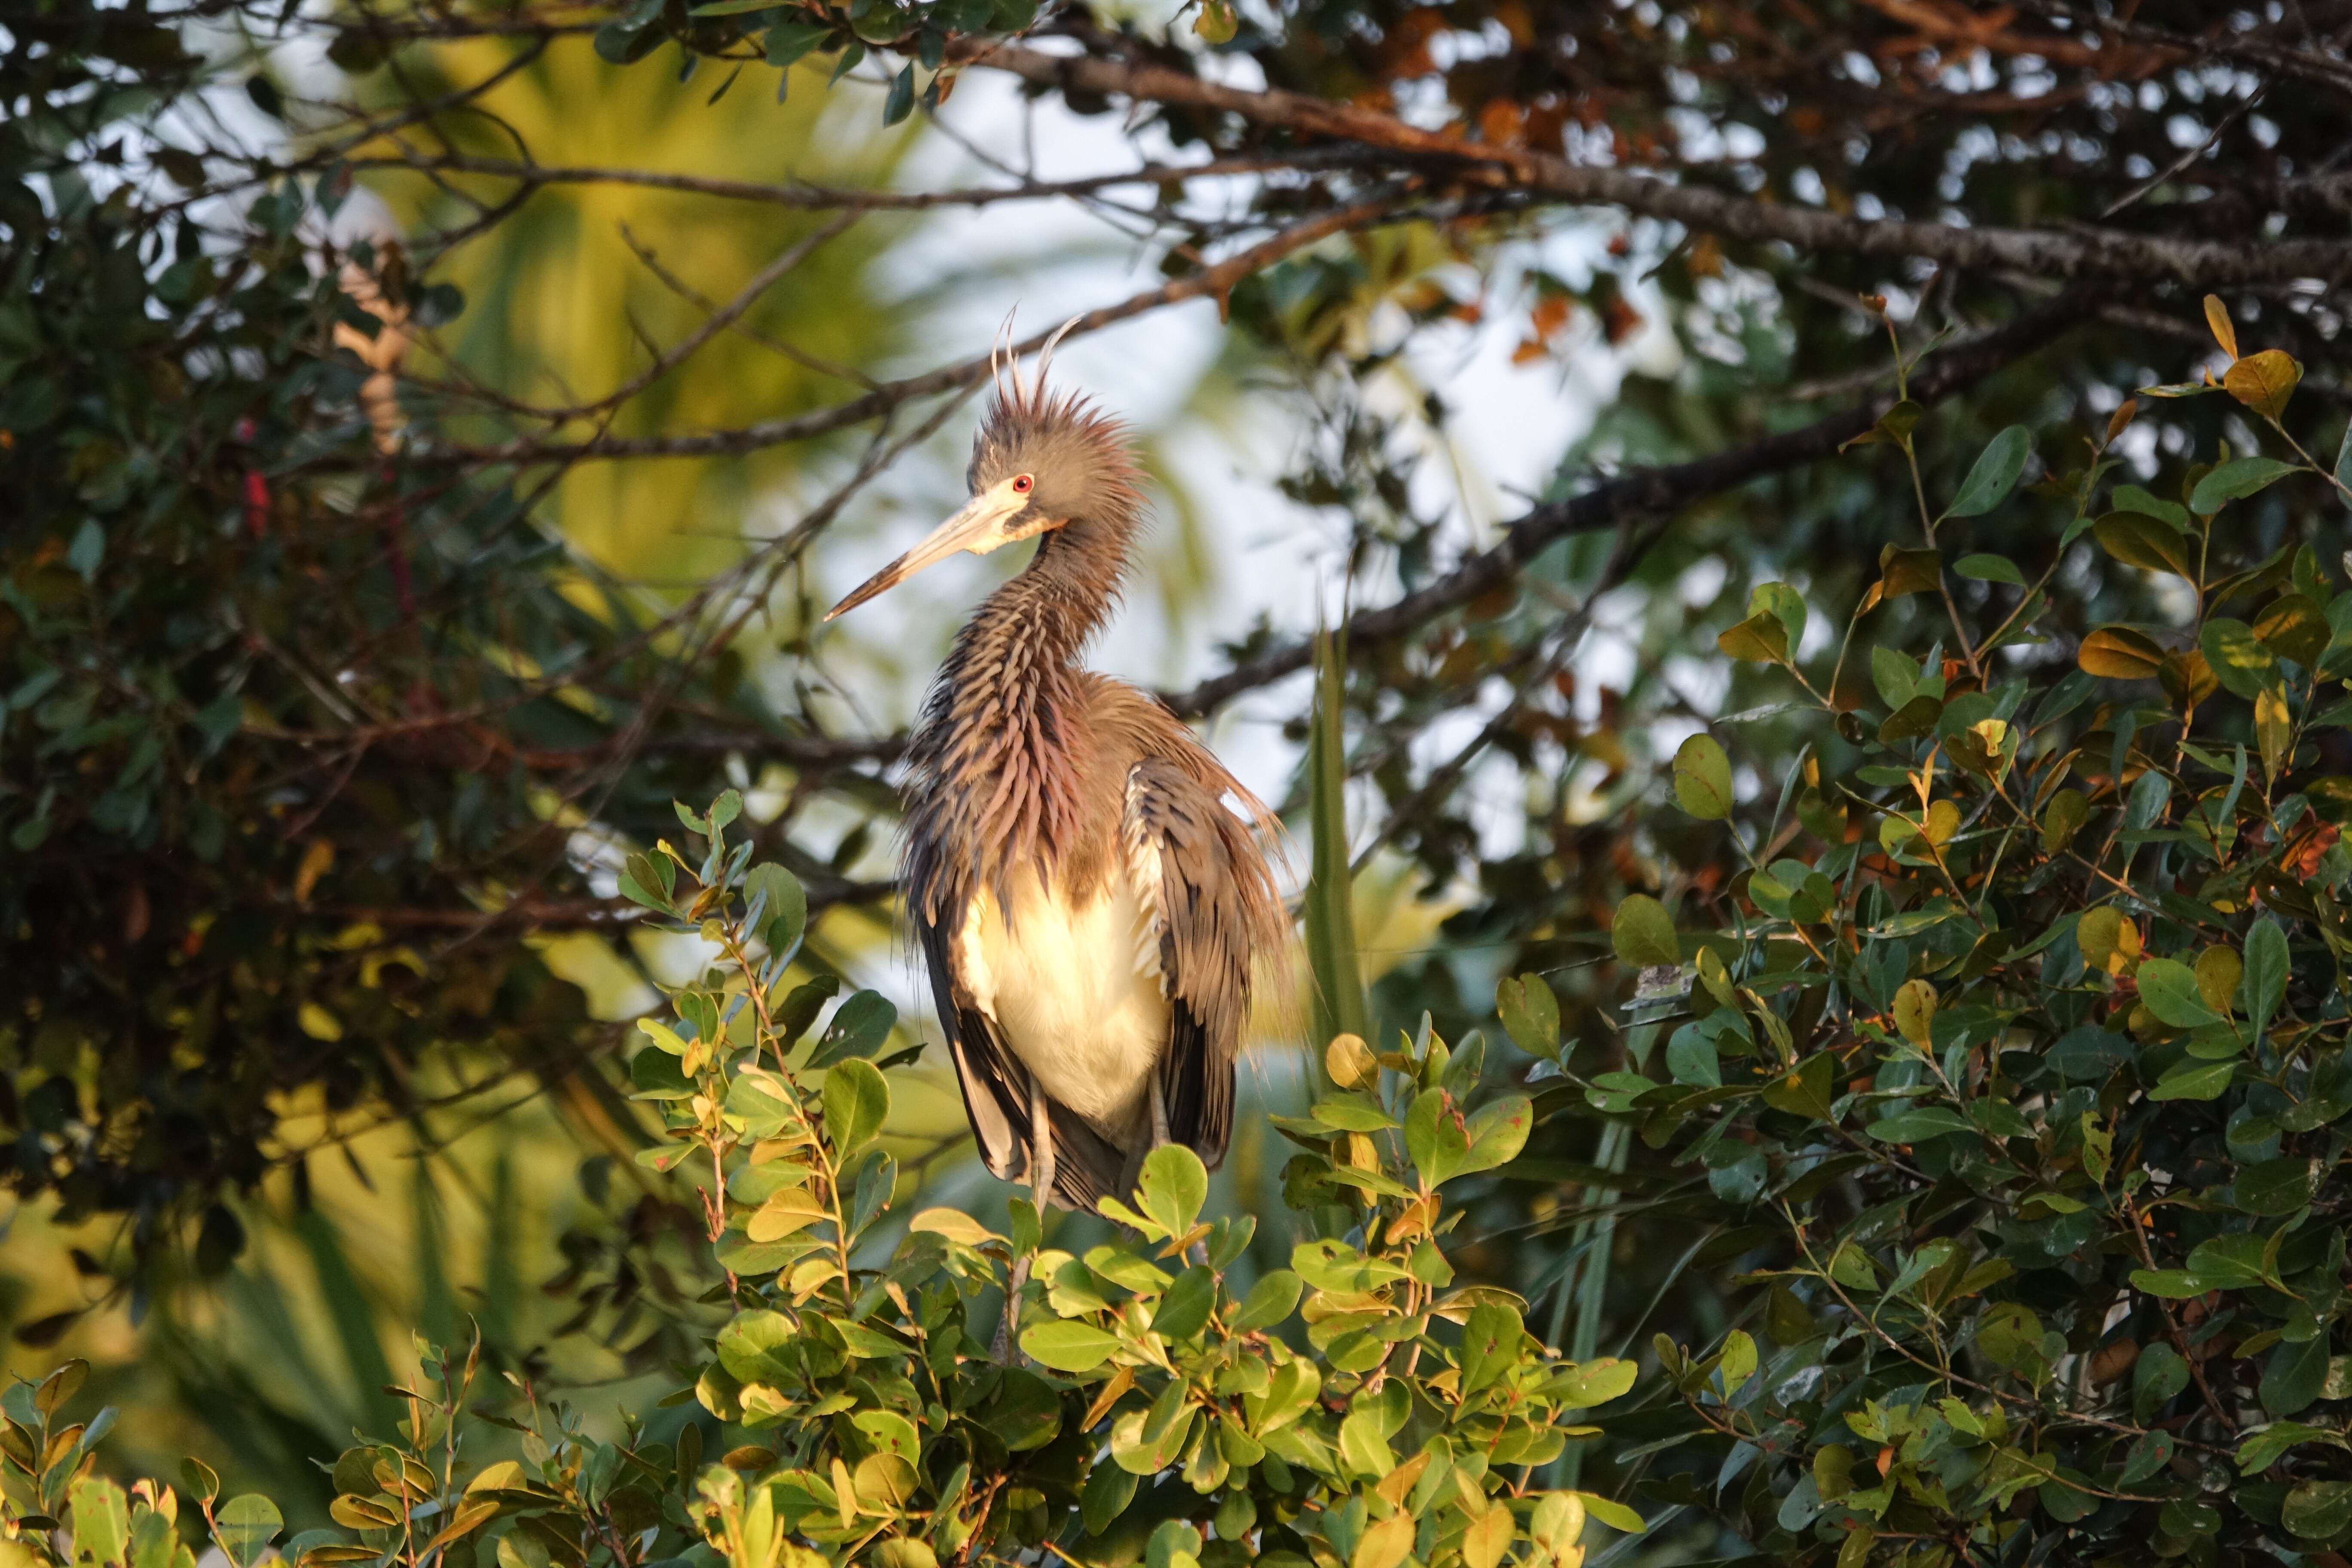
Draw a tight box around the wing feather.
[1123,758,1266,1171]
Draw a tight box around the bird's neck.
[906,517,1133,913]
[962,516,1132,681]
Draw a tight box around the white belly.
[955,870,1168,1146]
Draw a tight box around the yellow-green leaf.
[1672,732,1733,819]
[2079,626,2166,680]
[2223,349,2300,420]
[1717,612,1788,664]
[1611,894,1678,968]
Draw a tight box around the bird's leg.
[1032,1076,1058,1210]
[997,1076,1054,1362]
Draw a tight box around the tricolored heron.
[827,334,1286,1222]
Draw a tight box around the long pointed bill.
[824,481,1032,621]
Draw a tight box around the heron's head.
[827,334,1142,621]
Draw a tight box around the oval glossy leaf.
[2078,626,2166,680]
[1136,1144,1209,1240]
[1151,1264,1217,1341]
[1231,1269,1303,1332]
[214,1496,283,1568]
[2223,349,2300,420]
[1954,553,2026,587]
[1611,894,1678,968]
[1878,546,1942,597]
[2199,619,2279,699]
[1459,1094,1534,1176]
[2191,455,2300,514]
[1717,612,1788,664]
[2135,957,2225,1029]
[1020,1320,1122,1373]
[1945,425,2031,518]
[1495,974,1560,1058]
[1672,733,1733,820]
[2095,512,2195,579]
[821,1057,890,1155]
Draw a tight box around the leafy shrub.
[1494,303,2352,1565]
[3,794,1643,1568]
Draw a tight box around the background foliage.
[9,0,2352,1563]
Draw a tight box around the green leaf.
[717,1309,800,1382]
[2200,619,2280,698]
[764,19,833,63]
[2262,1333,2330,1417]
[1552,1359,1638,1409]
[2136,957,2226,1028]
[1458,1299,1524,1393]
[1459,1094,1534,1176]
[1878,693,1943,741]
[1496,974,1560,1057]
[2245,918,2287,1041]
[2112,484,2189,529]
[2095,512,2196,579]
[1082,1463,1139,1534]
[808,989,896,1068]
[1151,1265,1216,1341]
[213,1496,283,1568]
[1717,1327,1757,1390]
[2078,625,2167,680]
[2235,1156,2318,1216]
[1869,646,1918,709]
[1231,1269,1302,1332]
[1749,582,1807,649]
[2191,456,2301,514]
[1290,1240,1409,1294]
[1020,1320,1121,1373]
[2149,1058,2235,1101]
[852,1408,919,1461]
[1611,894,1678,968]
[69,1478,130,1568]
[1945,425,2032,518]
[743,863,807,956]
[821,1058,890,1155]
[1136,1144,1209,1240]
[1761,1054,1836,1121]
[1672,733,1733,820]
[1863,1108,1973,1143]
[1718,612,1789,664]
[1954,553,2026,587]
[2239,1421,2346,1476]
[2284,1481,2352,1541]
[1308,1095,1399,1132]
[1573,1491,1646,1533]
[1404,1090,1470,1188]
[882,63,914,125]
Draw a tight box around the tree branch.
[1165,288,2091,716]
[407,193,1395,469]
[956,40,2352,286]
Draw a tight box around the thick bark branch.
[959,41,2352,287]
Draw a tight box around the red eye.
[1011,474,1032,493]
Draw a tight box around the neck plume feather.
[903,507,1140,917]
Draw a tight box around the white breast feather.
[954,863,1172,1147]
